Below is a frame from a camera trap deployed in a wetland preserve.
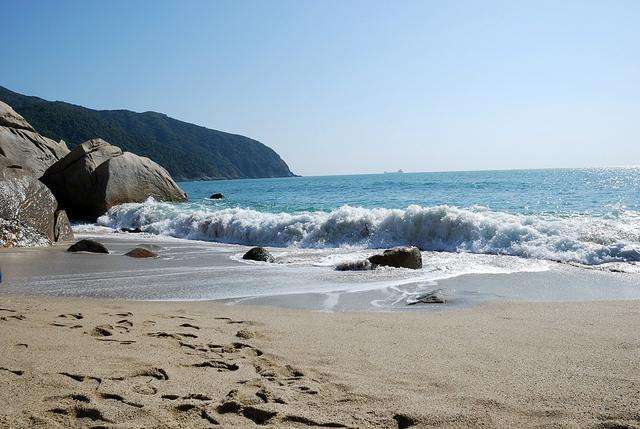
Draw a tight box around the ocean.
[12,167,634,310]
[96,168,640,266]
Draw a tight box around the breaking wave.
[96,199,640,265]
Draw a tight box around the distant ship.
[383,169,404,174]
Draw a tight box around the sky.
[1,0,639,176]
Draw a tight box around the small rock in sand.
[67,239,109,254]
[125,247,158,258]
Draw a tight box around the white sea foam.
[95,198,640,266]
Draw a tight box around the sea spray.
[96,198,640,266]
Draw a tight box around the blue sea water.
[178,168,640,215]
[95,168,640,266]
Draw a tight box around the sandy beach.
[1,293,639,428]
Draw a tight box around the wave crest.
[97,199,640,265]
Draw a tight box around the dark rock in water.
[67,239,109,254]
[124,247,158,258]
[121,227,143,233]
[407,289,446,305]
[41,138,188,220]
[0,100,69,177]
[0,158,62,247]
[242,247,275,263]
[209,193,224,199]
[53,210,74,242]
[335,260,374,271]
[368,246,422,269]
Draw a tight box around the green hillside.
[0,86,295,181]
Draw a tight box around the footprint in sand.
[174,403,220,425]
[90,325,114,337]
[191,360,240,372]
[48,406,112,424]
[100,392,143,408]
[217,390,279,425]
[0,367,24,376]
[236,329,255,339]
[59,372,102,385]
[179,323,200,330]
[58,313,83,320]
[114,312,133,317]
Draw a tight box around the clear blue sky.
[2,0,639,176]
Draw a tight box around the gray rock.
[368,246,422,269]
[53,210,74,242]
[0,100,34,131]
[407,289,447,305]
[42,139,187,220]
[335,259,375,271]
[67,239,109,254]
[242,247,275,263]
[124,247,158,258]
[209,193,224,199]
[0,218,49,248]
[0,101,69,177]
[0,158,58,246]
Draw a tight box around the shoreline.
[2,232,639,312]
[1,295,639,427]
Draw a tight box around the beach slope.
[1,296,638,428]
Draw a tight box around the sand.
[1,295,639,428]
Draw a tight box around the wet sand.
[1,295,639,428]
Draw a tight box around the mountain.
[0,86,295,181]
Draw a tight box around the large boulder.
[368,246,422,269]
[41,139,187,220]
[0,100,69,177]
[0,158,73,247]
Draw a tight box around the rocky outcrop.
[209,193,224,199]
[0,158,73,247]
[42,139,188,220]
[242,247,275,263]
[0,100,34,131]
[67,239,109,254]
[368,246,422,269]
[0,101,69,177]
